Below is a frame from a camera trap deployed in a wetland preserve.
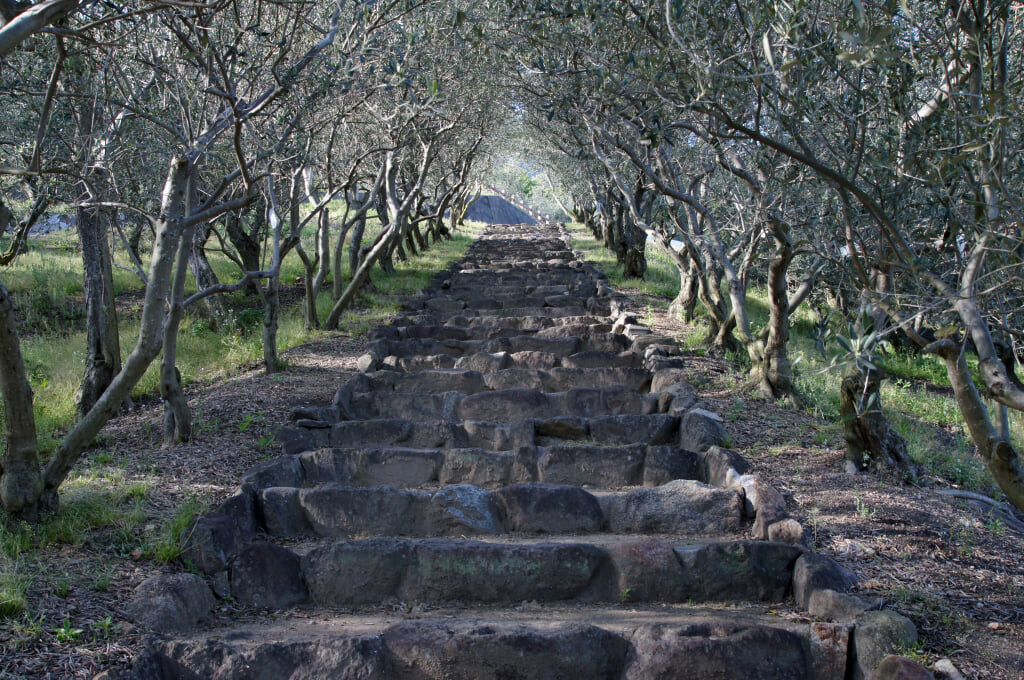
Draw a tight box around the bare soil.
[2,296,1022,679]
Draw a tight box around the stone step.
[371,333,631,360]
[382,313,613,331]
[277,413,683,455]
[125,609,848,680]
[440,283,599,300]
[247,443,733,491]
[439,271,591,286]
[222,536,802,609]
[447,314,611,330]
[256,479,743,539]
[419,295,594,313]
[372,321,615,342]
[122,223,872,680]
[338,385,657,422]
[380,349,642,372]
[347,367,651,395]
[400,303,599,320]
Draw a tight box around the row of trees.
[4,0,1024,517]
[494,0,1024,510]
[0,0,500,518]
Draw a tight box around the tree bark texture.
[262,272,281,373]
[160,222,195,446]
[839,364,915,477]
[669,261,698,322]
[189,226,229,329]
[345,213,367,291]
[224,211,262,287]
[931,339,1024,511]
[75,203,122,416]
[0,281,44,518]
[752,223,799,406]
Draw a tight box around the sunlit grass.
[2,216,481,460]
[153,495,204,565]
[566,222,679,297]
[0,466,151,618]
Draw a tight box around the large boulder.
[625,623,811,680]
[125,573,214,633]
[642,445,701,485]
[397,540,605,603]
[793,552,858,610]
[850,611,919,680]
[600,480,743,534]
[259,487,311,537]
[537,444,645,487]
[299,484,413,537]
[673,541,802,602]
[302,538,412,606]
[142,635,388,680]
[180,486,259,574]
[602,538,688,603]
[680,408,728,452]
[422,484,504,535]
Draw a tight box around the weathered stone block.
[495,483,603,534]
[126,573,214,633]
[229,541,307,609]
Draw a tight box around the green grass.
[878,351,951,386]
[566,222,679,297]
[1,217,482,459]
[153,495,204,565]
[0,466,150,618]
[0,569,30,617]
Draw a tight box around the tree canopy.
[3,0,1024,514]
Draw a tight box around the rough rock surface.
[125,574,214,633]
[129,222,906,680]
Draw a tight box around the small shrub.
[54,618,84,643]
[154,496,203,564]
[0,571,30,618]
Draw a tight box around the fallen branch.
[936,489,1024,533]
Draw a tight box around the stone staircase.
[115,223,919,680]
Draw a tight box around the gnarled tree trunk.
[189,225,230,330]
[751,221,800,406]
[160,221,195,446]
[75,203,122,416]
[839,363,914,477]
[0,282,45,519]
[930,339,1024,511]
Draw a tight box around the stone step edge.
[113,609,904,680]
[280,413,686,454]
[164,534,865,610]
[239,478,746,541]
[183,449,799,594]
[293,358,703,429]
[253,441,731,490]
